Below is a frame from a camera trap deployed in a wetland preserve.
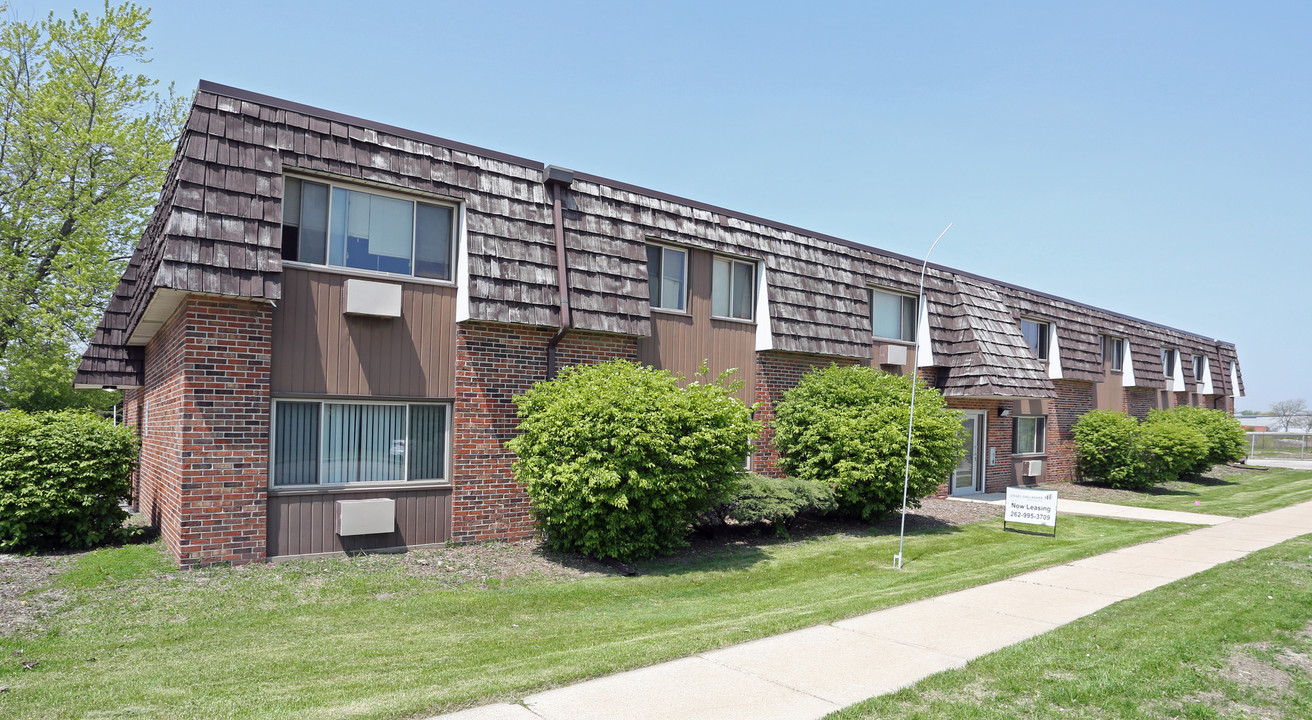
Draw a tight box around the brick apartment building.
[76,82,1245,566]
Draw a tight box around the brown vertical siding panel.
[269,486,453,557]
[271,268,457,398]
[636,249,756,405]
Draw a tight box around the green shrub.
[772,365,964,521]
[1139,416,1210,483]
[1151,406,1246,474]
[1072,409,1149,488]
[509,360,758,560]
[0,410,138,551]
[720,473,836,529]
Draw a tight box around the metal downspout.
[544,166,575,379]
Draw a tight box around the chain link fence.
[1245,432,1312,461]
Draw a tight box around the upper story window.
[282,176,456,281]
[646,243,687,312]
[712,257,756,320]
[869,288,917,342]
[1193,354,1207,382]
[1103,336,1125,372]
[1161,348,1176,377]
[1020,319,1050,360]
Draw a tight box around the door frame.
[951,409,987,495]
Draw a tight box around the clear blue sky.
[19,1,1312,411]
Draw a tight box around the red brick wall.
[1124,387,1158,420]
[451,322,637,543]
[751,351,860,477]
[1048,380,1095,485]
[136,296,272,567]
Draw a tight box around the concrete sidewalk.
[431,500,1312,720]
[948,492,1234,525]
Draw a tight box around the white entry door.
[951,411,986,495]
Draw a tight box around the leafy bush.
[772,365,964,521]
[509,360,757,560]
[716,473,836,530]
[0,410,138,551]
[1150,406,1246,474]
[1139,416,1210,483]
[1072,409,1149,488]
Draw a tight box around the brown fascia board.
[197,80,1232,348]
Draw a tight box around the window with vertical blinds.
[272,400,449,487]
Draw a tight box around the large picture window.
[869,288,917,342]
[712,257,756,320]
[272,400,449,487]
[282,176,456,281]
[1014,416,1046,455]
[646,243,687,312]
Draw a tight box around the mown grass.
[0,516,1186,720]
[828,534,1312,720]
[1055,468,1312,517]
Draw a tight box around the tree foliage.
[509,360,758,560]
[1074,406,1243,488]
[0,3,183,408]
[772,365,964,521]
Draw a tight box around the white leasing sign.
[1004,487,1059,527]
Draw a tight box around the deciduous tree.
[0,3,183,409]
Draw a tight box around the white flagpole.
[894,223,952,570]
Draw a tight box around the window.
[1021,319,1050,360]
[712,257,755,320]
[646,243,687,311]
[282,176,456,281]
[1103,336,1124,372]
[1161,349,1176,378]
[272,400,449,487]
[1192,354,1206,382]
[1014,416,1046,455]
[869,288,917,342]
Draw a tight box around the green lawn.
[1047,467,1312,517]
[828,534,1312,720]
[0,516,1186,720]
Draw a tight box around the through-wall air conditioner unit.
[1022,460,1043,477]
[878,344,908,366]
[336,498,396,536]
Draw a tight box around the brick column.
[138,296,272,567]
[751,351,860,478]
[451,322,637,543]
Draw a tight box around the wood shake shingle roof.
[76,82,1243,402]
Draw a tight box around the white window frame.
[1020,319,1050,361]
[1192,354,1207,382]
[269,398,452,490]
[645,241,689,313]
[1014,415,1047,456]
[711,255,757,322]
[281,173,460,284]
[868,287,918,343]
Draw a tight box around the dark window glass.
[646,245,662,308]
[415,203,454,280]
[298,180,329,265]
[1021,320,1049,360]
[274,401,320,486]
[1014,416,1046,455]
[1162,349,1176,377]
[408,405,448,480]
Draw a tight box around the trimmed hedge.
[1072,409,1149,488]
[509,360,757,560]
[772,365,964,520]
[713,473,837,530]
[0,410,138,551]
[1073,406,1241,488]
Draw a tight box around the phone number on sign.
[1010,511,1052,522]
